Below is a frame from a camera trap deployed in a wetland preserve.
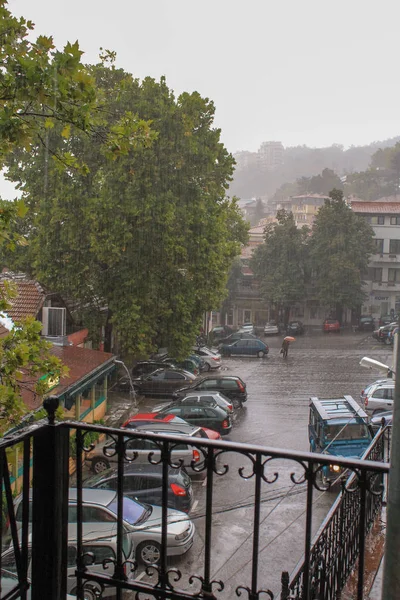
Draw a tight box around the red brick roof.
[20,345,115,410]
[351,201,400,214]
[0,280,46,321]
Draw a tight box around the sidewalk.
[104,389,140,428]
[368,558,384,600]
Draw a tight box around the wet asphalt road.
[129,331,393,597]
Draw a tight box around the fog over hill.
[230,136,400,199]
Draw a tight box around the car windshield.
[324,423,370,441]
[107,497,149,525]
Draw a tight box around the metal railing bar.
[20,438,31,600]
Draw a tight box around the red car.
[323,319,340,333]
[122,413,222,440]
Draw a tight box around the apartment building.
[351,199,400,318]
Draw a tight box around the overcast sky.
[7,0,400,154]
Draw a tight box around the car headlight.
[331,464,340,472]
[175,531,188,541]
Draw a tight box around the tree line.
[250,190,375,323]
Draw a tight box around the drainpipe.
[382,320,400,598]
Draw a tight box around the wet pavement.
[109,330,394,597]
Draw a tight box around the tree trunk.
[335,303,343,324]
[104,309,113,353]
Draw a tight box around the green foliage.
[310,189,375,318]
[250,210,309,317]
[297,168,343,195]
[3,66,248,359]
[0,1,153,171]
[69,420,105,457]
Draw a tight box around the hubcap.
[141,544,161,564]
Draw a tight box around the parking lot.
[121,330,393,596]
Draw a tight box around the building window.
[368,267,382,282]
[366,216,385,225]
[388,269,400,283]
[389,239,400,254]
[373,239,384,253]
[390,216,400,225]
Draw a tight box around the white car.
[264,322,279,336]
[192,346,221,370]
[361,380,395,415]
[239,323,255,334]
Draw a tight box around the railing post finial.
[43,395,59,425]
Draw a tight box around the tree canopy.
[3,65,248,357]
[310,189,375,320]
[250,209,309,322]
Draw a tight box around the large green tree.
[250,210,309,324]
[4,65,248,357]
[310,189,375,321]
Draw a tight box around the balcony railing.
[0,399,390,600]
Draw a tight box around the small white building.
[351,198,400,319]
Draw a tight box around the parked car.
[188,354,207,372]
[155,402,232,435]
[192,346,221,370]
[372,322,397,345]
[220,338,269,358]
[84,428,201,474]
[132,368,196,397]
[379,315,396,327]
[239,323,255,334]
[132,360,176,379]
[357,315,375,331]
[122,414,222,440]
[173,374,247,404]
[2,524,135,599]
[323,319,340,333]
[264,322,279,336]
[15,488,195,566]
[162,356,199,375]
[361,380,395,415]
[217,331,257,346]
[152,391,233,414]
[370,411,393,434]
[84,463,193,513]
[286,321,304,335]
[209,325,235,341]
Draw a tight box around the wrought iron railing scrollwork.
[0,407,390,600]
[283,425,391,600]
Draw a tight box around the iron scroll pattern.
[284,426,391,600]
[68,421,389,600]
[0,416,389,600]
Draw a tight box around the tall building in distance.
[258,141,284,170]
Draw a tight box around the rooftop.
[351,201,400,214]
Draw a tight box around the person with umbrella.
[281,336,295,358]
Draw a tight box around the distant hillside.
[229,136,400,199]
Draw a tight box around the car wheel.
[70,585,100,600]
[138,541,161,565]
[204,362,211,371]
[92,457,110,474]
[257,350,265,358]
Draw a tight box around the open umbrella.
[284,336,296,342]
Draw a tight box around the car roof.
[69,488,117,505]
[132,422,201,436]
[85,462,182,479]
[148,367,195,377]
[196,374,242,382]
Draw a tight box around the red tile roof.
[0,323,9,338]
[20,345,115,410]
[0,280,46,321]
[351,201,400,214]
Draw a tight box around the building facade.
[351,199,400,319]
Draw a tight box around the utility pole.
[382,318,400,598]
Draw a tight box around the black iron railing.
[283,426,391,600]
[0,400,390,600]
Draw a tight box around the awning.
[60,361,116,404]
